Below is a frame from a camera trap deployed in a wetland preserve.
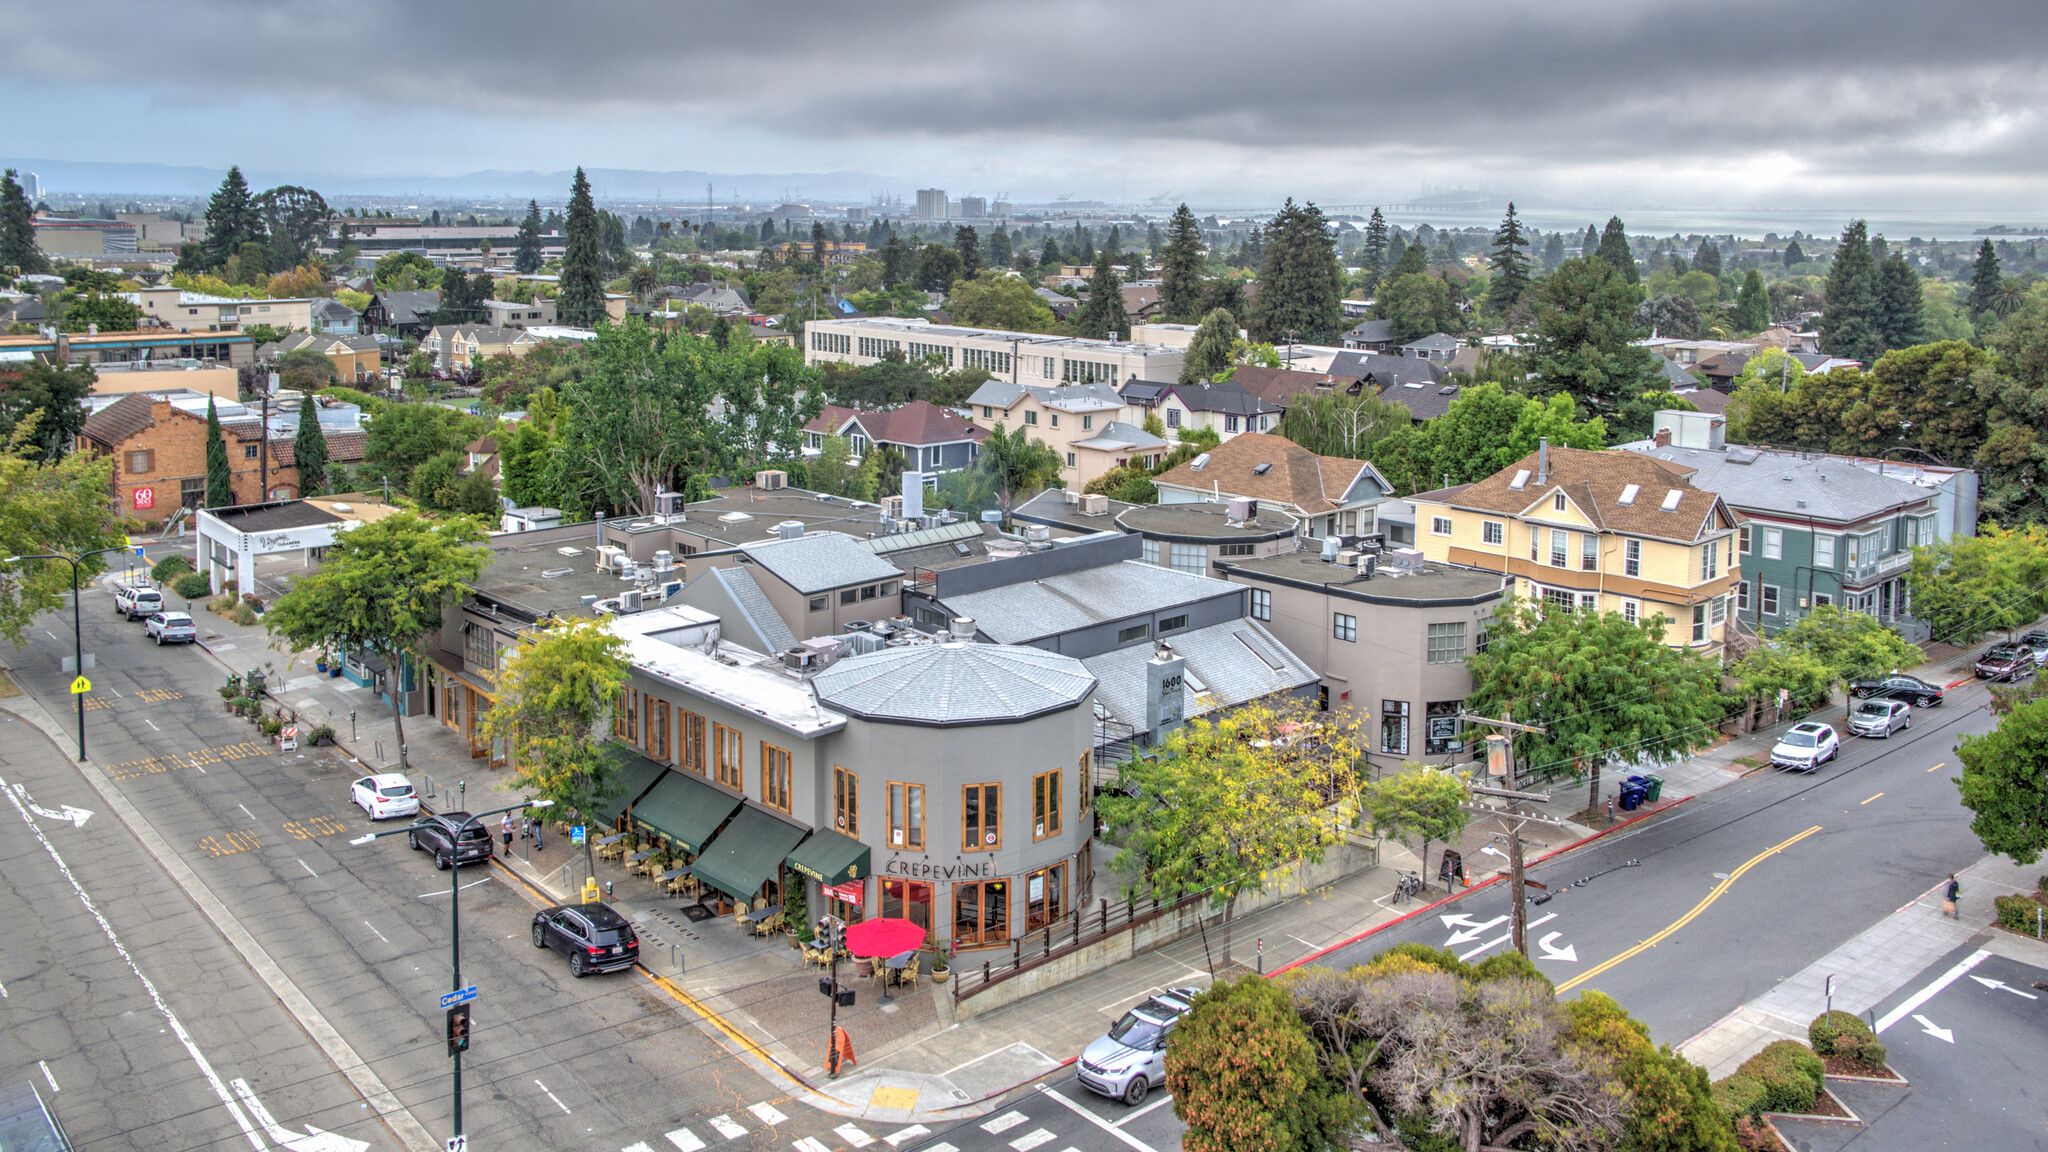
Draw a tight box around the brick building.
[74,393,363,523]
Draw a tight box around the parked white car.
[1771,722,1840,771]
[350,773,419,820]
[144,611,196,645]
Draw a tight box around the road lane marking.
[747,1101,786,1125]
[1,772,267,1150]
[1010,1131,1056,1151]
[535,1078,572,1114]
[792,1140,830,1152]
[1928,762,1946,772]
[663,1129,705,1152]
[38,1061,57,1092]
[297,859,317,878]
[144,719,158,731]
[365,921,389,944]
[1876,949,1991,1034]
[1861,792,1884,805]
[834,1123,875,1147]
[1043,1089,1159,1152]
[883,1126,930,1147]
[238,804,255,819]
[1118,1093,1175,1124]
[982,1112,1028,1133]
[1557,825,1822,995]
[707,1115,746,1139]
[417,877,492,898]
[1455,913,1556,962]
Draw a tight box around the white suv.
[1077,988,1200,1105]
[144,611,197,645]
[1771,722,1840,771]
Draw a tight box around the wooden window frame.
[680,710,705,773]
[1024,862,1067,932]
[125,449,153,474]
[1032,769,1061,840]
[714,723,743,790]
[953,878,1010,947]
[622,688,638,744]
[761,743,792,812]
[887,781,923,850]
[649,697,669,761]
[834,766,858,835]
[1079,751,1092,816]
[963,783,1001,852]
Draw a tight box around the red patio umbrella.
[844,917,926,958]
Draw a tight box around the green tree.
[1819,221,1881,362]
[1368,384,1606,495]
[1166,977,1352,1152]
[1159,204,1207,323]
[976,422,1063,526]
[1969,237,2003,321]
[0,170,50,275]
[1595,217,1639,284]
[1276,389,1410,460]
[58,292,141,333]
[986,228,1012,268]
[1082,465,1159,504]
[515,200,544,274]
[1907,525,2048,645]
[204,397,233,507]
[1530,258,1658,417]
[497,416,556,508]
[1733,270,1769,334]
[1729,642,1835,730]
[1565,991,1737,1152]
[1361,207,1389,285]
[1072,248,1130,340]
[264,512,489,774]
[558,167,607,326]
[475,615,630,839]
[1377,271,1457,343]
[0,435,121,643]
[1250,199,1344,345]
[1097,701,1362,966]
[202,166,265,271]
[1692,238,1722,279]
[549,319,719,515]
[0,361,96,460]
[1465,598,1726,811]
[1360,767,1469,889]
[1784,239,1806,266]
[1876,251,1926,350]
[1774,604,1919,684]
[945,271,1059,331]
[1956,696,2048,865]
[879,233,913,288]
[1180,308,1239,385]
[1488,203,1534,310]
[293,393,328,496]
[809,434,856,497]
[915,243,964,293]
[363,402,475,491]
[373,250,440,291]
[953,225,982,279]
[253,185,333,272]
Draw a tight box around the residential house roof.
[811,643,1096,726]
[310,298,360,325]
[1652,355,1700,389]
[369,290,439,325]
[966,379,1126,413]
[264,430,367,468]
[1070,421,1169,452]
[1328,351,1444,390]
[1119,380,1168,405]
[1156,379,1282,417]
[1623,443,1932,524]
[1152,431,1383,516]
[937,559,1243,645]
[1343,318,1395,346]
[1402,333,1462,355]
[1419,446,1737,543]
[1380,379,1465,421]
[808,400,986,447]
[78,393,157,447]
[1227,366,1347,409]
[735,531,904,595]
[1081,619,1316,727]
[1119,284,1161,319]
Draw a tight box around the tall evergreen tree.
[1693,237,1723,278]
[557,167,607,327]
[1595,217,1639,284]
[1582,224,1601,258]
[1819,220,1882,362]
[1158,204,1207,323]
[1486,203,1533,310]
[1123,248,1147,282]
[1038,235,1063,271]
[954,225,982,279]
[986,227,1011,268]
[202,166,265,271]
[204,397,234,508]
[1103,225,1122,257]
[1249,199,1343,345]
[1180,308,1238,385]
[1878,250,1927,350]
[1530,258,1658,416]
[1784,239,1806,266]
[1362,208,1389,281]
[1389,239,1428,279]
[1072,248,1129,340]
[293,394,329,496]
[1146,223,1162,254]
[1969,238,2003,320]
[1542,230,1566,272]
[1384,232,1408,276]
[1733,269,1770,333]
[880,231,912,287]
[0,169,49,275]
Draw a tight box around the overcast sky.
[5,0,2045,213]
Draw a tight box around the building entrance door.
[880,878,932,933]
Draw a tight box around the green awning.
[691,805,809,901]
[630,770,743,854]
[593,743,671,825]
[784,829,870,886]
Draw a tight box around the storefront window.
[881,878,931,932]
[955,879,1010,946]
[1025,863,1067,932]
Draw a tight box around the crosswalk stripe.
[1010,1131,1057,1151]
[792,1139,831,1152]
[708,1114,747,1140]
[834,1123,875,1148]
[623,1143,654,1152]
[925,1145,958,1152]
[982,1111,1029,1134]
[750,1102,789,1126]
[884,1126,930,1148]
[665,1128,707,1152]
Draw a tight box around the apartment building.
[806,318,1184,388]
[963,376,1166,488]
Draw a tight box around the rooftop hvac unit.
[1226,497,1254,521]
[1077,493,1110,516]
[652,550,674,573]
[800,636,844,668]
[1388,547,1426,568]
[595,545,627,572]
[618,589,643,612]
[843,620,874,633]
[660,580,683,600]
[774,520,805,540]
[593,598,622,615]
[756,469,787,490]
[1337,550,1359,566]
[653,490,686,515]
[781,647,814,671]
[881,495,904,519]
[844,630,889,656]
[950,616,977,641]
[1063,489,1081,505]
[1024,524,1051,544]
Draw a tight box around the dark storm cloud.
[6,0,2046,197]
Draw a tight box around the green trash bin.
[1641,775,1664,803]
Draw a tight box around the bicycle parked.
[1393,871,1424,903]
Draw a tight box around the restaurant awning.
[593,743,670,826]
[691,805,809,901]
[784,829,870,887]
[629,770,743,854]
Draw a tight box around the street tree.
[975,422,1062,527]
[879,233,913,288]
[0,432,121,643]
[1819,221,1881,363]
[1465,598,1727,812]
[704,337,823,476]
[1969,238,2003,321]
[204,397,233,507]
[1072,248,1129,340]
[1359,767,1469,890]
[1488,202,1534,310]
[1784,239,1807,266]
[548,319,716,516]
[264,512,490,774]
[1774,604,1920,685]
[203,166,265,270]
[515,200,544,274]
[1729,641,1835,731]
[1096,701,1362,967]
[1530,258,1659,416]
[475,616,631,829]
[1907,525,2048,645]
[1159,204,1206,323]
[1595,217,1639,284]
[1564,991,1737,1152]
[1251,199,1344,345]
[0,170,50,275]
[1956,697,2048,865]
[293,393,328,496]
[363,402,476,492]
[1165,977,1353,1152]
[558,167,607,327]
[1180,307,1238,384]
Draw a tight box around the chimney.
[1536,437,1549,486]
[1653,428,1673,448]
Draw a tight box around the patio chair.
[898,956,922,992]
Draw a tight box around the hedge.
[1720,1040,1823,1116]
[1996,893,2047,936]
[1809,1009,1887,1068]
[151,554,194,582]
[172,572,212,600]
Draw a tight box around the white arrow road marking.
[1877,949,1989,1034]
[1537,932,1578,962]
[6,782,91,828]
[1969,975,2039,1000]
[1442,915,1509,946]
[1438,913,1484,928]
[1911,1014,1954,1043]
[231,1079,370,1152]
[1455,914,1557,962]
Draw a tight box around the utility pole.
[1456,712,1556,956]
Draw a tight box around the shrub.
[230,695,255,715]
[151,554,194,582]
[1844,1034,1888,1067]
[231,602,258,626]
[1996,893,2046,934]
[1471,948,1553,990]
[307,724,336,746]
[173,572,212,599]
[1732,1040,1823,1114]
[1711,1073,1768,1120]
[258,716,283,737]
[1807,1009,1868,1055]
[208,592,238,615]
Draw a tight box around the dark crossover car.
[407,812,494,870]
[1975,645,2035,683]
[2016,631,2048,668]
[1849,674,1944,707]
[532,902,639,976]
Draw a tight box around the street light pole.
[8,546,132,761]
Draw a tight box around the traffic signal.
[446,1003,471,1056]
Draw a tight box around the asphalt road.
[2,586,883,1152]
[1314,686,1999,1045]
[905,1066,1185,1152]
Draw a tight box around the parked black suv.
[1849,674,1945,706]
[532,902,639,976]
[407,812,494,870]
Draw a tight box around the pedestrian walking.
[532,818,544,853]
[500,812,514,852]
[1944,873,1961,919]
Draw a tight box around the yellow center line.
[1928,762,1946,773]
[1557,825,1821,995]
[1861,792,1884,805]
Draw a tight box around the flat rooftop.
[1224,549,1508,604]
[1115,502,1301,541]
[470,545,648,618]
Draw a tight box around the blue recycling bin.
[1617,785,1645,811]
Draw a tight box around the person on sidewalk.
[501,812,515,853]
[1944,873,1961,918]
[531,817,543,853]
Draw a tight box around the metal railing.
[953,889,1204,1003]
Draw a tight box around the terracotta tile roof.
[1152,432,1372,515]
[79,393,157,447]
[265,430,368,469]
[1420,446,1735,543]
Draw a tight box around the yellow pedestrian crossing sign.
[69,676,91,695]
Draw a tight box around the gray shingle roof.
[938,560,1241,645]
[1629,444,1933,523]
[1071,421,1169,451]
[1403,333,1462,353]
[811,643,1095,726]
[1082,619,1316,726]
[1344,318,1395,344]
[737,531,903,595]
[712,566,798,655]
